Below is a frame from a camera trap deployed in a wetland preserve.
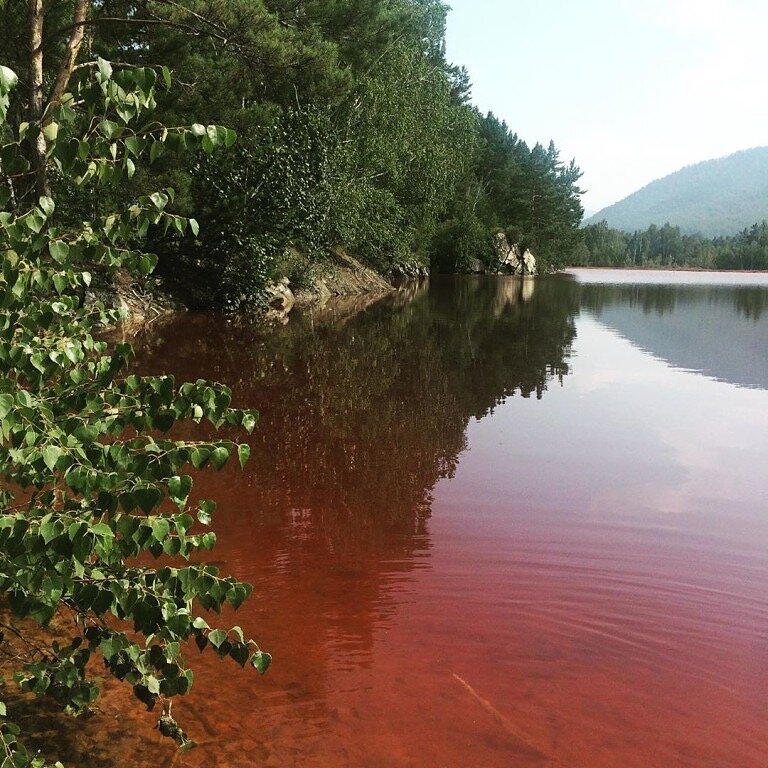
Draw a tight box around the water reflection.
[29,272,768,767]
[112,276,580,766]
[136,276,580,538]
[571,278,768,389]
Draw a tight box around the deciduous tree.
[0,60,268,767]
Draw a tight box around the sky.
[445,0,768,213]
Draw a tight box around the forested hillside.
[585,147,768,237]
[0,1,585,309]
[577,220,768,270]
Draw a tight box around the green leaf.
[149,191,168,211]
[23,211,45,233]
[39,196,55,217]
[139,253,158,276]
[0,65,18,91]
[134,487,162,515]
[207,629,226,649]
[124,136,144,157]
[152,411,175,432]
[48,240,69,263]
[150,141,165,163]
[190,447,210,469]
[210,446,229,470]
[97,57,113,82]
[42,122,59,143]
[52,273,67,294]
[30,353,46,374]
[197,500,215,526]
[230,643,249,667]
[250,651,272,675]
[98,119,121,140]
[167,475,192,509]
[0,393,13,419]
[42,445,62,471]
[242,412,258,433]
[237,444,250,470]
[150,517,170,542]
[40,518,59,544]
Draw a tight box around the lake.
[89,270,768,767]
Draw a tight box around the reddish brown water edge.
[117,273,768,768]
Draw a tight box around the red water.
[86,275,768,767]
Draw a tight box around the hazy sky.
[445,0,768,212]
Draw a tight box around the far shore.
[566,265,768,274]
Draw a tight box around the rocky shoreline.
[93,248,405,333]
[263,249,395,323]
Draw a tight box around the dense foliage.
[577,220,768,270]
[584,147,768,238]
[434,117,584,273]
[0,0,586,308]
[0,60,270,766]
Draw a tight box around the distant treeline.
[575,221,768,271]
[1,1,585,309]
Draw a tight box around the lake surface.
[95,271,768,767]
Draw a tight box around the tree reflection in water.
[577,280,768,390]
[134,275,580,553]
[13,276,581,768]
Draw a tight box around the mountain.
[584,147,768,237]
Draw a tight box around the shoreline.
[567,265,768,274]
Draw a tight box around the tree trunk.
[49,0,90,112]
[28,0,49,199]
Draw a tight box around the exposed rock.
[261,249,395,324]
[494,232,521,274]
[86,269,185,336]
[294,249,393,306]
[493,232,537,275]
[91,247,403,329]
[522,249,537,275]
[389,259,430,280]
[264,277,296,323]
